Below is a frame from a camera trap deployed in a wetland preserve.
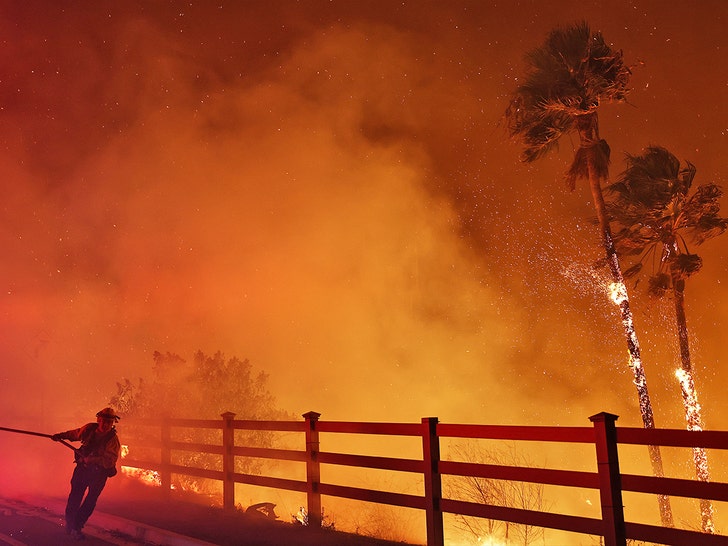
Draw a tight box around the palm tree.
[607,146,727,533]
[504,21,673,525]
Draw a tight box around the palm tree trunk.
[578,116,674,527]
[672,277,715,533]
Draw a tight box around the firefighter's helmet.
[96,407,121,421]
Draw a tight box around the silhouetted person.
[52,407,121,540]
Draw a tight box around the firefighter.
[52,407,121,540]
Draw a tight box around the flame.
[606,281,644,375]
[118,444,208,493]
[121,465,163,487]
[293,506,308,525]
[448,538,508,546]
[476,538,508,546]
[608,282,627,305]
[119,444,162,487]
[674,369,703,432]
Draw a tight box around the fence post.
[590,412,626,546]
[160,418,172,496]
[422,417,444,546]
[221,411,237,510]
[303,411,322,528]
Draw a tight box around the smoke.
[1,4,727,543]
[1,0,727,475]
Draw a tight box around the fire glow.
[2,2,727,542]
[120,445,162,488]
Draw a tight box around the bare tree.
[446,442,547,545]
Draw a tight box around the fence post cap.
[302,411,321,420]
[588,412,619,423]
[220,411,237,419]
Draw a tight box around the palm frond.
[607,145,727,290]
[566,147,589,189]
[505,21,631,165]
[647,273,671,298]
[677,161,696,194]
[623,262,644,279]
[681,183,728,243]
[682,183,723,219]
[613,229,659,255]
[565,138,610,189]
[505,96,572,161]
[612,147,679,209]
[693,215,728,244]
[542,21,591,70]
[669,253,703,281]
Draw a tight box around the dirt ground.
[70,480,421,546]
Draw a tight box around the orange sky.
[1,0,727,441]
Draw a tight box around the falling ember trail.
[670,275,716,534]
[607,278,673,526]
[675,369,715,533]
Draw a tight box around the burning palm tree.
[504,22,673,525]
[607,146,728,533]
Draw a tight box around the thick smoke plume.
[1,5,727,526]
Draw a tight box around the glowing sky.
[2,0,727,437]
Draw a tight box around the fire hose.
[1,425,119,478]
[0,425,78,453]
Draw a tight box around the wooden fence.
[120,411,728,546]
